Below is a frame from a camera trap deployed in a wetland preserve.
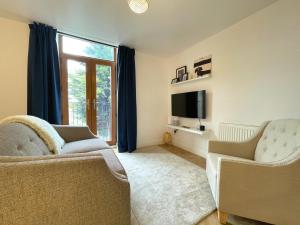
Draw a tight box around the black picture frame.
[182,73,188,81]
[176,66,187,78]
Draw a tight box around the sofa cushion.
[255,119,300,163]
[59,138,110,154]
[0,123,51,156]
[206,153,252,202]
[1,115,65,154]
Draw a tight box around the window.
[59,34,116,145]
[62,36,114,61]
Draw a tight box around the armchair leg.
[217,210,228,224]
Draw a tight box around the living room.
[0,0,299,225]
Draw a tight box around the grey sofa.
[0,123,130,225]
[206,119,300,225]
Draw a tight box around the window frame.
[58,34,117,145]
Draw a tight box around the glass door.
[93,64,116,144]
[66,59,89,127]
[59,34,116,145]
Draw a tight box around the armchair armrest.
[208,122,269,159]
[0,154,130,225]
[53,125,97,142]
[217,157,300,224]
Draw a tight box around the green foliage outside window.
[68,43,114,140]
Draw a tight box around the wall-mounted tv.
[171,90,206,119]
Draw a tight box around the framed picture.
[171,78,178,84]
[194,55,212,77]
[182,74,188,81]
[176,66,187,79]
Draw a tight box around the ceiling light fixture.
[128,0,149,14]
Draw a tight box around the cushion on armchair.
[254,119,300,163]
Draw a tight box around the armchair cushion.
[59,138,110,154]
[255,119,300,163]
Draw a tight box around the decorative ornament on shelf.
[190,71,197,80]
[176,66,187,82]
[170,56,212,84]
[171,78,178,84]
[128,0,149,14]
[170,65,189,84]
[171,117,180,126]
[163,132,172,145]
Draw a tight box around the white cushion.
[255,119,300,163]
[206,153,252,203]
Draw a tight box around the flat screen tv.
[171,90,206,119]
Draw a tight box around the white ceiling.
[0,0,276,57]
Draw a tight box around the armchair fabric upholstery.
[0,123,131,225]
[255,120,300,162]
[206,119,300,225]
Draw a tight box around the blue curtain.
[117,46,137,153]
[27,22,61,124]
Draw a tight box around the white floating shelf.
[172,74,210,86]
[167,125,207,135]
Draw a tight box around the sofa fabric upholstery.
[206,119,300,225]
[60,138,110,154]
[0,154,130,225]
[255,119,300,163]
[0,122,130,225]
[53,125,97,143]
[0,123,51,156]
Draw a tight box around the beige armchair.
[0,124,131,225]
[206,119,300,225]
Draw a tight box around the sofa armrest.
[0,154,130,225]
[0,150,126,180]
[0,151,101,162]
[101,149,127,179]
[217,158,300,224]
[208,122,269,159]
[53,125,97,142]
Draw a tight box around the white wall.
[135,52,168,147]
[1,0,299,152]
[166,0,300,157]
[0,17,28,119]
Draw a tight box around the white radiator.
[218,122,259,142]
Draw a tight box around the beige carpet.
[117,146,270,225]
[116,146,216,225]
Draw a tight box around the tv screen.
[171,90,206,119]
